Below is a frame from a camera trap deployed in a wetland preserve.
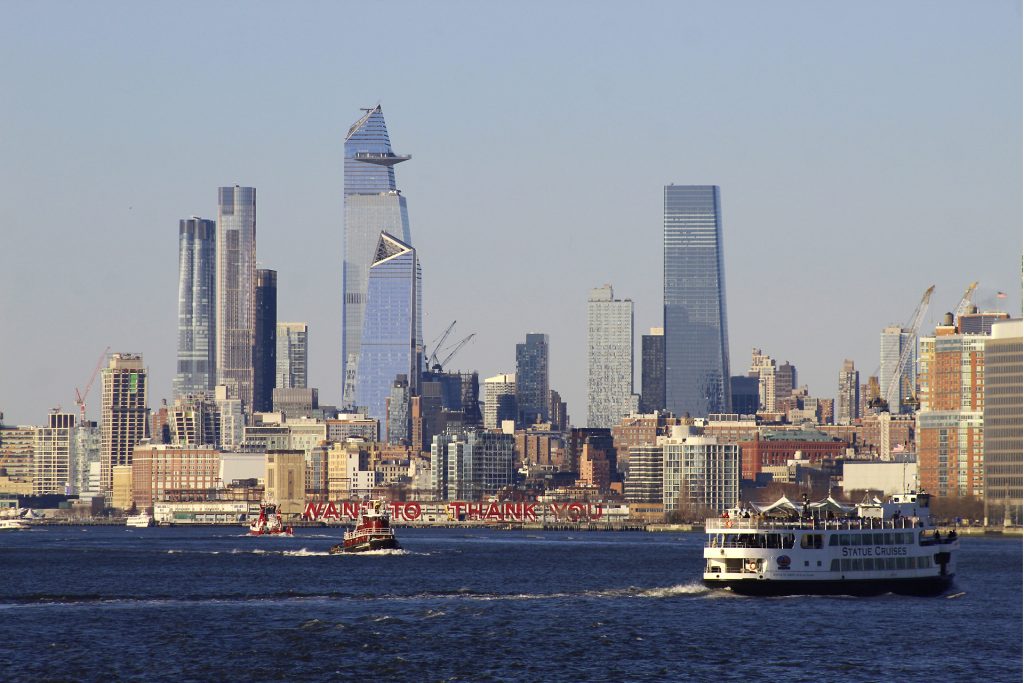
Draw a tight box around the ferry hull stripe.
[704,575,955,597]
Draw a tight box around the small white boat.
[0,518,28,531]
[126,513,155,528]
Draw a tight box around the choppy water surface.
[1,527,1020,682]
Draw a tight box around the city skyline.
[1,2,1021,425]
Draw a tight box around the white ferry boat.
[126,512,155,528]
[703,492,959,596]
[0,518,29,531]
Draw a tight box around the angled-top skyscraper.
[663,185,731,418]
[216,185,257,412]
[343,105,412,405]
[354,232,422,426]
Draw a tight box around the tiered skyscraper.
[173,217,216,399]
[342,106,412,405]
[215,186,257,411]
[587,285,638,428]
[354,232,422,425]
[663,185,731,418]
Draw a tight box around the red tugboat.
[248,503,294,536]
[330,499,400,554]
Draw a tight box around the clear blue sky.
[1,1,1020,425]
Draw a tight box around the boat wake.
[1,581,718,610]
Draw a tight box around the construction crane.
[74,346,110,424]
[881,285,934,410]
[426,321,457,370]
[953,281,979,328]
[432,334,475,372]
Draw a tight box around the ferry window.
[829,535,839,546]
[873,533,885,545]
[831,559,841,571]
[838,534,850,546]
[849,534,862,546]
[841,559,851,571]
[884,533,894,545]
[783,534,795,549]
[852,559,864,571]
[886,558,896,570]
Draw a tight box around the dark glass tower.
[354,233,422,425]
[663,185,731,417]
[639,329,665,414]
[253,269,277,413]
[343,105,412,405]
[173,217,216,399]
[515,333,549,425]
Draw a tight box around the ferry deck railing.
[704,517,926,532]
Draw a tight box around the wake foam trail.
[283,548,331,557]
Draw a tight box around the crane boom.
[426,321,457,370]
[883,286,934,409]
[75,346,110,423]
[438,334,475,371]
[953,281,979,326]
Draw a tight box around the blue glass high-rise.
[173,217,216,399]
[354,233,422,425]
[663,185,731,417]
[343,106,412,405]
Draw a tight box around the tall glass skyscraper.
[663,185,731,418]
[173,217,216,399]
[354,232,422,426]
[515,333,550,425]
[253,268,277,413]
[216,185,257,412]
[343,106,412,405]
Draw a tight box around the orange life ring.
[725,520,734,528]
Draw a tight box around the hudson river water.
[2,526,1021,682]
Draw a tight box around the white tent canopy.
[750,495,855,516]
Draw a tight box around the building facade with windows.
[663,185,731,417]
[100,353,148,497]
[276,322,308,389]
[515,333,550,425]
[343,105,412,404]
[587,285,638,428]
[354,233,422,426]
[216,186,257,412]
[173,217,217,399]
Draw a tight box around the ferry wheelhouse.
[703,492,958,596]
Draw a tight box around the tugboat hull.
[329,537,400,554]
